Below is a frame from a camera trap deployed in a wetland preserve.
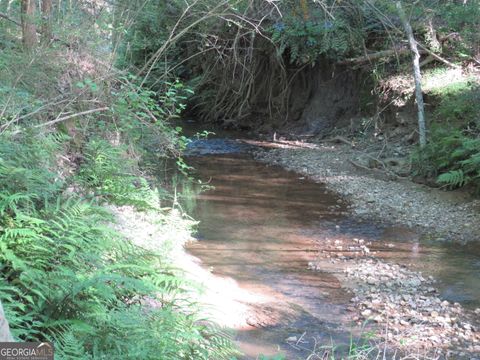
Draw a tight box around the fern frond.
[437,169,469,187]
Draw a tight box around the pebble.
[340,258,479,356]
[254,147,480,241]
[254,146,480,357]
[361,309,372,317]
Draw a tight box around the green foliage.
[436,136,480,190]
[257,355,285,360]
[0,131,69,201]
[0,48,59,124]
[107,74,196,191]
[430,80,480,129]
[110,75,192,157]
[412,77,480,191]
[77,139,159,209]
[437,1,480,59]
[437,169,468,188]
[270,7,364,64]
[0,133,235,359]
[1,1,236,358]
[412,128,480,191]
[115,0,183,71]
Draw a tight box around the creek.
[181,136,480,359]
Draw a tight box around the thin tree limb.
[338,47,424,65]
[416,43,461,69]
[34,107,109,128]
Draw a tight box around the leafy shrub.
[0,47,67,125]
[0,194,233,359]
[0,131,69,202]
[109,75,192,166]
[412,128,480,191]
[271,13,363,64]
[1,1,236,357]
[78,139,159,210]
[437,1,480,59]
[412,77,480,191]
[431,80,480,129]
[436,136,480,190]
[115,0,183,71]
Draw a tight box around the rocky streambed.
[254,143,480,242]
[310,236,480,358]
[155,134,480,359]
[252,141,480,358]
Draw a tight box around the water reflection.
[179,154,480,358]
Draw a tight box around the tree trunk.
[396,1,427,147]
[41,0,52,44]
[0,301,13,342]
[21,0,37,49]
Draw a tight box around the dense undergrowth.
[0,1,235,359]
[411,77,480,191]
[0,133,235,359]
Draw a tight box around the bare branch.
[34,107,109,128]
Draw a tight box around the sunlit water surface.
[181,141,480,359]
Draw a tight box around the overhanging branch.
[338,47,426,66]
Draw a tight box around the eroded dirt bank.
[253,142,480,243]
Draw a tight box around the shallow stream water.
[182,137,480,359]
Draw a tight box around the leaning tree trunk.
[21,0,37,49]
[396,1,427,147]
